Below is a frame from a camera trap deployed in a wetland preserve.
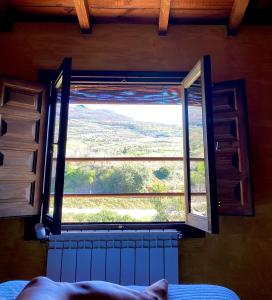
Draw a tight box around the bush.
[91,165,148,194]
[64,164,93,193]
[151,182,167,193]
[63,210,137,223]
[153,167,170,180]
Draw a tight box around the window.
[58,87,185,224]
[0,57,254,235]
[42,56,219,235]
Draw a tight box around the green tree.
[64,164,94,193]
[91,165,148,194]
[153,167,171,180]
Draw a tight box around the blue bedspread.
[0,280,240,300]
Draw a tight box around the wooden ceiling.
[1,0,271,35]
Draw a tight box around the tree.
[64,164,94,193]
[153,167,170,180]
[91,165,148,194]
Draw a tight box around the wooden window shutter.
[212,79,254,215]
[0,76,47,217]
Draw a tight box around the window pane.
[61,196,185,223]
[66,103,183,157]
[188,85,205,159]
[190,195,207,217]
[187,78,208,216]
[49,195,54,216]
[48,89,61,217]
[48,148,57,217]
[63,161,184,194]
[53,100,61,144]
[190,160,206,193]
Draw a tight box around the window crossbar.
[54,193,206,198]
[55,157,204,162]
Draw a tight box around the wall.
[0,23,272,299]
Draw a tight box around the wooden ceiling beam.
[0,0,14,32]
[74,0,91,34]
[228,0,249,35]
[159,0,171,35]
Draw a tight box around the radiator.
[47,230,179,285]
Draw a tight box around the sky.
[73,104,183,125]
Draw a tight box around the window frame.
[181,56,219,233]
[40,58,72,234]
[39,69,210,236]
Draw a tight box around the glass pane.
[64,161,184,194]
[187,78,207,216]
[49,195,54,216]
[190,195,207,216]
[48,152,57,217]
[66,103,183,158]
[187,81,204,159]
[53,100,61,144]
[61,196,185,223]
[190,160,206,193]
[48,88,61,217]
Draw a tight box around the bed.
[0,280,240,300]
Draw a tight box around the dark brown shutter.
[0,76,47,217]
[212,79,254,215]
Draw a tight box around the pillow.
[16,276,168,300]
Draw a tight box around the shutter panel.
[212,79,254,215]
[0,76,47,217]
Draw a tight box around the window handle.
[0,152,3,166]
[215,141,221,152]
[0,118,7,136]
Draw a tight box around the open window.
[181,56,218,233]
[0,56,253,237]
[40,55,219,235]
[42,58,72,234]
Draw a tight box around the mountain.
[65,105,201,157]
[70,105,133,123]
[68,105,182,138]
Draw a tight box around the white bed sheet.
[0,280,240,300]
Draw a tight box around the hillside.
[66,104,185,157]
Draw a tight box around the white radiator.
[46,230,179,285]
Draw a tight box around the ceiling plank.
[228,0,249,35]
[159,0,171,35]
[74,0,91,33]
[0,0,14,32]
